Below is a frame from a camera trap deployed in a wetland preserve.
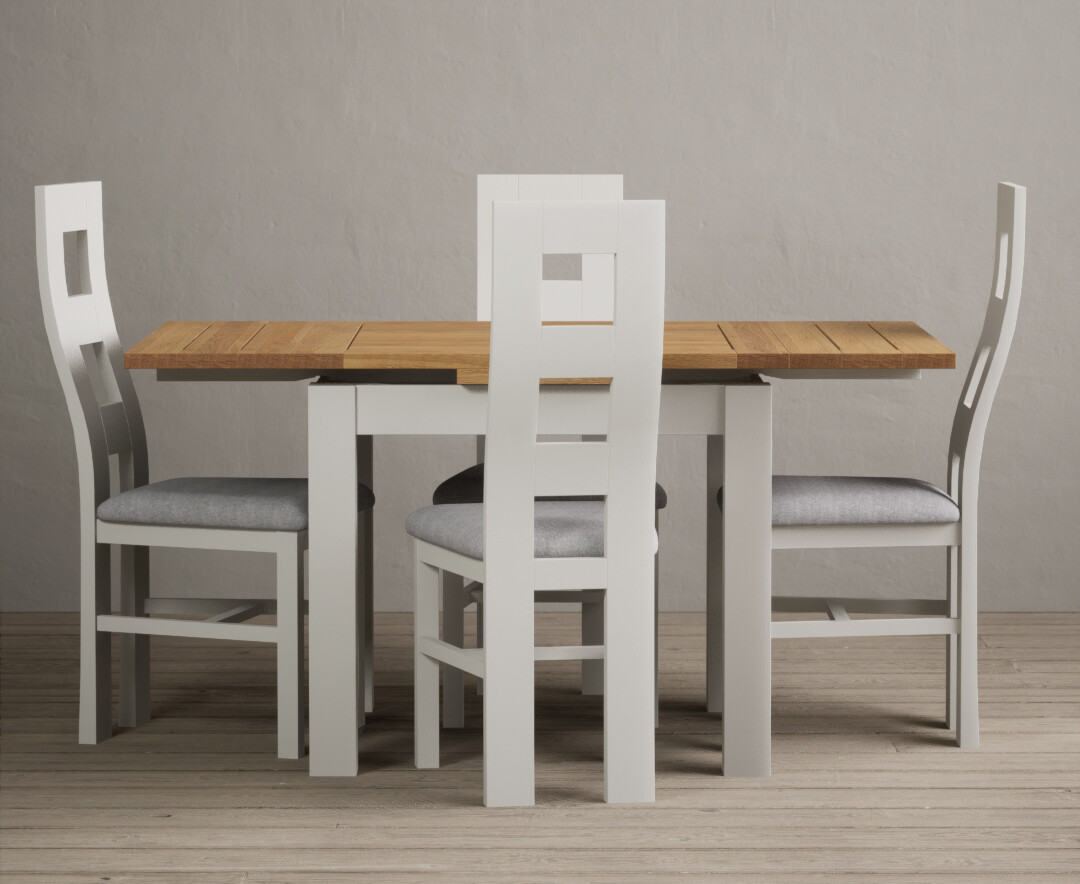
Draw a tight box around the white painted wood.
[97,521,304,553]
[772,522,960,550]
[413,199,665,805]
[142,598,275,616]
[599,199,665,804]
[539,324,615,378]
[477,175,623,322]
[118,543,149,728]
[479,200,544,807]
[36,182,319,760]
[441,571,467,729]
[946,545,958,731]
[772,617,958,639]
[276,537,305,760]
[772,596,948,616]
[358,505,375,712]
[534,645,604,662]
[202,604,262,624]
[308,382,361,775]
[37,182,142,745]
[413,550,441,768]
[351,382,722,436]
[762,369,922,380]
[825,600,850,622]
[533,557,609,590]
[763,183,1026,753]
[719,383,773,776]
[705,434,724,715]
[581,599,604,695]
[534,441,609,497]
[418,637,486,678]
[412,541,485,584]
[542,199,619,255]
[96,615,279,642]
[357,440,375,717]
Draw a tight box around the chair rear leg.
[118,545,150,728]
[955,540,979,748]
[80,539,112,744]
[442,572,466,728]
[945,545,958,731]
[277,538,306,759]
[415,549,441,768]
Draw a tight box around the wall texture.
[2,0,1078,612]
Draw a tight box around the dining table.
[126,319,954,781]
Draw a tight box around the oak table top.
[126,320,954,383]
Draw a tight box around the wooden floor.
[1,612,1078,882]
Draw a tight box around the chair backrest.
[36,181,148,524]
[482,200,665,574]
[477,175,623,321]
[947,182,1026,512]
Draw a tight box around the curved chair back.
[483,198,665,575]
[36,181,149,527]
[477,175,623,321]
[948,182,1026,511]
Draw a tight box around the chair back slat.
[483,200,665,575]
[477,175,623,321]
[947,182,1026,506]
[36,182,149,517]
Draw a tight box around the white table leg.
[720,382,772,776]
[308,383,361,776]
[357,436,374,716]
[705,434,724,715]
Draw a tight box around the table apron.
[350,383,729,435]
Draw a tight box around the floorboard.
[1,612,1078,881]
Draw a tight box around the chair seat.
[407,500,658,560]
[97,477,375,532]
[717,476,960,526]
[433,462,668,509]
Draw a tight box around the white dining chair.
[436,174,667,726]
[36,181,375,759]
[407,198,666,805]
[717,182,1025,749]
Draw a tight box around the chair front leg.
[118,544,150,728]
[414,548,441,768]
[441,571,466,728]
[945,544,958,731]
[277,537,306,759]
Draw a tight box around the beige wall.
[2,0,1078,612]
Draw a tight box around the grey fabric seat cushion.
[717,476,959,526]
[407,500,616,560]
[433,462,668,509]
[97,477,375,532]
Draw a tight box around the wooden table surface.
[126,320,954,383]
